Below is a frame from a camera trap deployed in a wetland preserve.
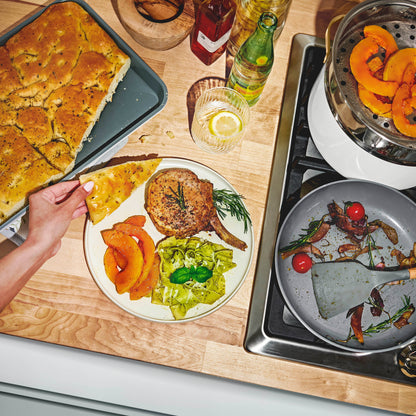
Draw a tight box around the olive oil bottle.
[226,12,277,106]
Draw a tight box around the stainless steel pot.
[324,0,416,165]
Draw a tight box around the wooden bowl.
[116,0,195,50]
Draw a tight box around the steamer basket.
[325,0,416,165]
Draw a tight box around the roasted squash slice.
[363,25,398,59]
[124,215,146,227]
[367,56,384,73]
[358,83,392,117]
[391,83,416,138]
[402,63,416,85]
[103,248,119,284]
[383,48,416,83]
[101,229,144,294]
[350,37,399,97]
[114,222,155,292]
[129,254,160,301]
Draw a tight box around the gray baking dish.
[0,0,168,232]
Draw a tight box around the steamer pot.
[324,0,416,165]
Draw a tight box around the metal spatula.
[311,261,416,319]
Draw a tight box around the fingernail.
[83,181,94,192]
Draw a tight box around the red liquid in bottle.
[191,0,236,66]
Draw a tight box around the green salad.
[152,236,236,320]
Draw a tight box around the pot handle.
[324,14,346,63]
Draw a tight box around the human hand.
[26,180,94,259]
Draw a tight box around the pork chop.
[145,168,247,250]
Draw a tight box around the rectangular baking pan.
[0,0,167,232]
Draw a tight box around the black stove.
[244,34,416,385]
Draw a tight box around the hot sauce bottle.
[191,0,237,66]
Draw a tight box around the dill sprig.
[166,183,186,211]
[279,215,327,253]
[213,189,252,233]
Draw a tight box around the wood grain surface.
[1,0,415,414]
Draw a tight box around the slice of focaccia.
[80,159,162,225]
[0,126,63,222]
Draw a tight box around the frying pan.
[275,179,416,353]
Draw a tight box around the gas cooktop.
[244,33,416,385]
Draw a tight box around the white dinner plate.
[84,157,254,323]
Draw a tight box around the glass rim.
[199,86,248,102]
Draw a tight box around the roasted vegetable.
[357,83,392,117]
[101,229,144,294]
[130,254,161,300]
[350,37,399,97]
[363,25,398,60]
[114,222,156,295]
[383,48,416,83]
[392,83,416,137]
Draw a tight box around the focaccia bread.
[0,2,131,224]
[79,159,162,225]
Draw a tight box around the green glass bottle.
[226,11,277,106]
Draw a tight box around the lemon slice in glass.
[208,111,243,137]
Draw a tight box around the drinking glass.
[191,87,250,153]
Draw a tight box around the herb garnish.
[170,265,213,284]
[279,215,328,253]
[166,183,186,210]
[347,296,413,341]
[213,189,251,233]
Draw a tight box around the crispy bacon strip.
[369,220,398,244]
[307,222,331,243]
[394,305,415,329]
[327,201,378,237]
[347,304,364,344]
[280,243,324,260]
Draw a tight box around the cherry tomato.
[345,201,365,221]
[292,253,313,273]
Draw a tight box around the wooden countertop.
[0,0,415,414]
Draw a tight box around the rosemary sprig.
[279,215,327,253]
[166,183,186,211]
[366,232,378,269]
[213,189,252,233]
[348,296,413,341]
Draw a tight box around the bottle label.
[197,28,232,54]
[232,82,265,101]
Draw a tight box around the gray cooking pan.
[275,179,416,353]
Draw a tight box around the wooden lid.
[116,0,195,50]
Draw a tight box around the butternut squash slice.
[367,56,384,73]
[363,25,398,59]
[402,63,416,86]
[357,83,392,117]
[350,37,399,97]
[101,229,144,294]
[391,83,416,138]
[103,248,119,284]
[129,253,160,300]
[383,48,416,83]
[114,223,156,293]
[124,215,146,227]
